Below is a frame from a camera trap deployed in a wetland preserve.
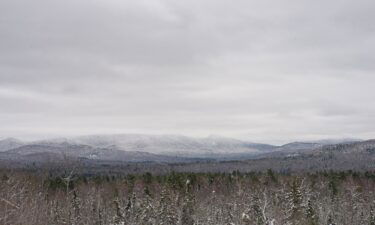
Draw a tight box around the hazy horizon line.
[0,132,366,146]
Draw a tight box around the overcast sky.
[0,0,375,144]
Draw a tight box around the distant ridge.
[0,138,24,152]
[0,134,368,165]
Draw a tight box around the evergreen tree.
[179,187,195,225]
[70,190,82,225]
[156,189,178,225]
[252,195,266,225]
[305,199,318,225]
[285,179,303,224]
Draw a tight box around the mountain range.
[0,134,364,165]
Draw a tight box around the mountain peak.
[0,137,24,152]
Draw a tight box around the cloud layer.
[1,0,375,143]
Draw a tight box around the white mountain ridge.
[0,134,363,159]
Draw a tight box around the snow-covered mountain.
[0,135,365,163]
[64,134,276,157]
[3,141,191,163]
[0,138,24,152]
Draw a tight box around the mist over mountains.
[0,134,365,163]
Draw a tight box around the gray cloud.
[0,0,375,144]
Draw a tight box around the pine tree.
[285,179,303,224]
[179,190,195,225]
[70,190,82,225]
[305,199,318,225]
[156,189,178,225]
[252,195,266,225]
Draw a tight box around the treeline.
[0,169,375,225]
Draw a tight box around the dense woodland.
[1,169,374,225]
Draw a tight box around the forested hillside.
[0,170,374,225]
